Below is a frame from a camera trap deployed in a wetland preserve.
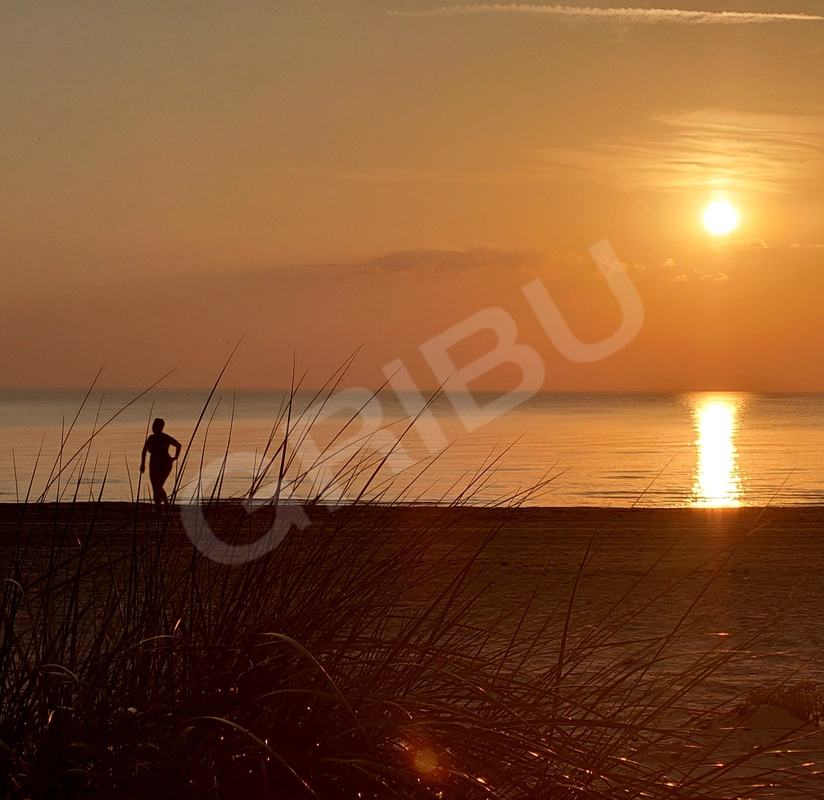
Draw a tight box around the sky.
[1,1,822,391]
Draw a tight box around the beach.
[4,502,824,797]
[5,503,824,703]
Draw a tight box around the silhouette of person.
[140,418,181,507]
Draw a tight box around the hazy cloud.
[354,246,538,274]
[349,110,824,194]
[714,238,770,253]
[347,245,600,280]
[661,258,677,268]
[536,109,824,194]
[670,269,729,283]
[346,167,539,185]
[389,5,824,25]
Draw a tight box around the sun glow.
[703,200,739,235]
[692,397,741,507]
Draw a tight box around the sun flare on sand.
[703,199,739,235]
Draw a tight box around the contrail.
[388,4,824,24]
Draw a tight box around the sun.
[703,200,739,236]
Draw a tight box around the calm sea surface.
[1,390,823,507]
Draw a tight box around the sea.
[1,389,823,507]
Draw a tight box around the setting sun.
[703,200,740,235]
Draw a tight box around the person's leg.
[150,473,163,506]
[155,460,173,506]
[150,459,170,506]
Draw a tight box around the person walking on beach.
[140,418,181,507]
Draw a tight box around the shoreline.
[3,500,823,510]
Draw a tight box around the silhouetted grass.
[2,378,821,799]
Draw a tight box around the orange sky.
[1,1,823,390]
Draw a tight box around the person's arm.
[171,437,182,461]
[140,439,149,473]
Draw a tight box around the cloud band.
[389,4,824,25]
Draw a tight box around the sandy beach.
[4,502,824,797]
[5,503,824,702]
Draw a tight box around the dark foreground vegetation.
[3,498,823,800]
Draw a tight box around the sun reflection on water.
[692,397,741,507]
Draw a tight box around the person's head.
[152,418,165,434]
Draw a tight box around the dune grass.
[1,379,822,798]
